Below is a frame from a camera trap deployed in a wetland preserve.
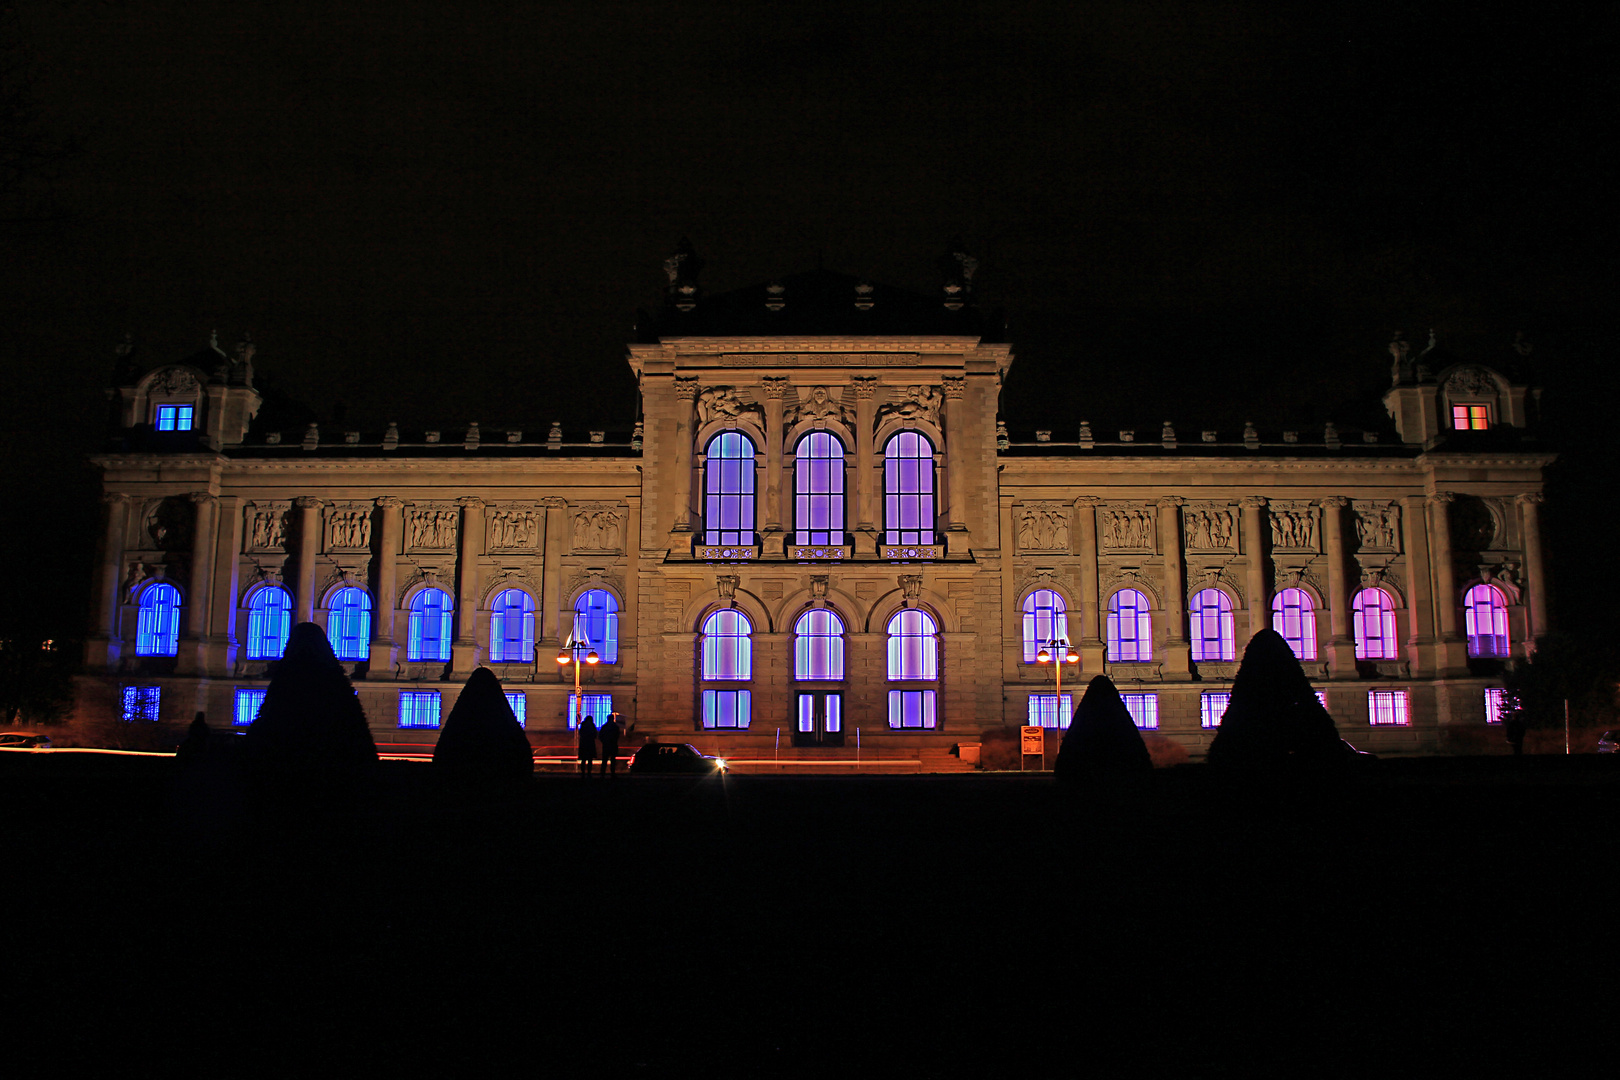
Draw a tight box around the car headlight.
[715,759,727,771]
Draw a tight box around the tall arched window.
[408,587,454,662]
[1021,589,1068,662]
[793,432,846,545]
[703,432,756,546]
[1353,588,1399,660]
[883,431,936,545]
[135,582,181,657]
[1107,589,1153,662]
[488,588,536,662]
[1271,588,1318,660]
[1464,584,1510,658]
[327,586,371,662]
[701,609,753,680]
[794,609,845,680]
[574,589,619,663]
[1189,589,1235,662]
[886,608,939,728]
[246,585,294,660]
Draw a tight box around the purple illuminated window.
[1271,588,1317,660]
[1122,693,1159,729]
[1464,584,1509,658]
[246,585,293,660]
[703,689,752,729]
[1189,589,1234,662]
[798,694,842,734]
[886,609,938,680]
[701,609,753,680]
[488,588,535,663]
[703,432,757,546]
[408,587,454,662]
[793,609,845,680]
[327,587,371,661]
[1107,589,1152,662]
[574,589,619,664]
[1352,588,1399,660]
[1021,589,1069,663]
[793,432,846,545]
[883,431,936,545]
[1484,687,1507,725]
[234,687,266,727]
[1201,692,1230,729]
[888,689,936,729]
[122,685,160,722]
[135,582,181,657]
[1028,694,1073,729]
[1369,689,1409,726]
[399,690,441,729]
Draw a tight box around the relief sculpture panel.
[325,504,373,552]
[1269,502,1319,553]
[487,505,542,552]
[571,503,625,552]
[1099,505,1155,553]
[1353,501,1401,553]
[405,505,458,552]
[1015,502,1071,552]
[245,502,289,552]
[1182,503,1237,551]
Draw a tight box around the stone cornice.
[93,455,642,476]
[631,336,984,355]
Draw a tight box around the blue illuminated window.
[408,588,453,662]
[1021,589,1068,663]
[488,588,535,662]
[793,609,845,680]
[887,689,936,729]
[703,432,757,546]
[1189,589,1234,662]
[793,432,846,545]
[1464,584,1510,658]
[1353,588,1399,660]
[574,589,619,663]
[1272,588,1318,660]
[1369,689,1409,727]
[122,685,160,722]
[882,431,935,545]
[1107,589,1152,662]
[1201,691,1231,729]
[327,587,372,661]
[702,689,751,729]
[234,687,266,727]
[399,690,441,729]
[135,583,181,656]
[1122,692,1159,730]
[701,609,753,680]
[504,690,527,728]
[886,609,938,680]
[155,404,194,431]
[567,693,613,730]
[246,586,293,660]
[1027,693,1073,729]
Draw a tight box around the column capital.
[188,491,217,506]
[457,496,484,509]
[852,376,879,399]
[941,375,966,400]
[1156,496,1185,510]
[761,376,790,399]
[294,496,322,510]
[375,496,403,508]
[1072,495,1101,508]
[673,376,700,400]
[101,491,132,506]
[1428,490,1458,505]
[1515,492,1546,507]
[1240,496,1267,509]
[1320,495,1349,509]
[540,497,569,510]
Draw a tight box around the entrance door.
[794,692,844,747]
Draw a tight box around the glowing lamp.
[1036,647,1052,664]
[556,651,570,665]
[586,650,600,665]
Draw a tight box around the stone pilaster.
[540,498,568,645]
[369,496,403,674]
[670,377,698,535]
[1158,497,1190,678]
[942,376,969,549]
[1321,496,1355,678]
[1074,497,1104,672]
[852,377,879,554]
[1400,495,1437,675]
[205,495,243,673]
[1428,491,1467,675]
[1517,492,1549,646]
[88,493,131,668]
[1242,497,1269,640]
[762,377,787,535]
[294,497,322,625]
[452,496,484,674]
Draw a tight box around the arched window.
[886,608,939,728]
[327,587,371,662]
[703,432,756,546]
[246,585,294,660]
[794,609,845,680]
[1106,589,1152,662]
[574,589,619,663]
[1353,588,1399,660]
[1021,589,1069,663]
[793,432,846,545]
[408,588,453,662]
[1271,588,1318,660]
[883,431,936,546]
[1464,584,1510,658]
[488,588,536,663]
[135,582,181,656]
[1189,589,1235,662]
[701,609,753,680]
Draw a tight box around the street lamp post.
[556,624,599,727]
[1035,636,1080,724]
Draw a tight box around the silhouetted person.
[1054,675,1154,786]
[177,712,210,762]
[577,714,598,777]
[1505,712,1527,757]
[242,622,378,790]
[598,712,623,776]
[433,667,532,784]
[1206,629,1354,771]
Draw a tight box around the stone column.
[1158,497,1190,678]
[670,378,698,534]
[184,494,217,642]
[1321,496,1355,678]
[294,497,322,625]
[1427,491,1466,674]
[1400,495,1436,675]
[1074,497,1104,672]
[88,493,131,668]
[1242,497,1269,638]
[452,496,484,673]
[852,377,879,554]
[540,498,568,644]
[942,376,968,546]
[1517,492,1549,644]
[369,497,403,674]
[206,495,243,673]
[761,377,788,554]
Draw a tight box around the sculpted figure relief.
[1103,508,1153,550]
[1184,507,1236,551]
[408,509,458,550]
[1016,505,1070,551]
[695,386,766,427]
[488,508,539,549]
[1269,508,1317,550]
[1355,504,1399,551]
[785,386,852,427]
[328,509,372,550]
[572,507,624,551]
[875,385,942,427]
[250,508,286,550]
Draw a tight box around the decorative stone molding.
[1515,492,1546,507]
[761,376,790,399]
[809,575,829,599]
[1100,569,1161,608]
[1444,365,1499,397]
[879,544,942,561]
[404,504,458,552]
[147,366,201,395]
[716,352,922,367]
[851,376,879,399]
[1353,501,1401,553]
[673,376,700,400]
[784,386,853,427]
[1182,503,1238,552]
[694,545,758,561]
[487,505,543,551]
[788,545,851,560]
[1098,505,1155,553]
[694,386,765,428]
[715,574,740,602]
[1015,502,1071,552]
[898,575,924,603]
[940,376,965,400]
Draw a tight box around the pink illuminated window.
[1021,589,1069,663]
[886,609,938,680]
[1464,584,1509,658]
[1352,588,1399,660]
[1271,588,1318,660]
[1121,693,1158,730]
[887,689,936,729]
[883,432,936,545]
[703,432,756,546]
[701,609,753,680]
[1452,404,1490,430]
[793,609,845,681]
[1484,687,1507,725]
[1028,694,1073,729]
[793,432,846,545]
[1107,589,1153,662]
[1189,589,1235,662]
[1369,689,1409,726]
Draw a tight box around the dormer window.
[1451,404,1489,430]
[155,404,194,431]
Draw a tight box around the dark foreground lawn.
[5,754,1618,1077]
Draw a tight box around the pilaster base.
[1159,641,1194,681]
[368,641,400,678]
[1436,637,1470,677]
[853,528,878,556]
[451,642,480,677]
[944,527,973,556]
[1327,639,1358,680]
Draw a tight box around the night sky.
[2,2,1613,639]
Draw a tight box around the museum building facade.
[81,252,1554,759]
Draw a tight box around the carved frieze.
[483,566,541,604]
[1182,503,1238,552]
[324,504,373,552]
[147,366,200,396]
[1444,365,1498,397]
[1099,505,1156,553]
[563,566,625,604]
[405,504,459,552]
[1015,502,1071,553]
[695,386,766,427]
[486,505,543,552]
[784,386,854,427]
[571,503,625,552]
[244,502,290,553]
[1269,502,1319,553]
[875,385,942,427]
[1352,501,1401,553]
[717,353,921,367]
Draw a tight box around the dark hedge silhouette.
[242,622,377,787]
[1206,629,1354,769]
[433,667,533,783]
[1054,675,1154,785]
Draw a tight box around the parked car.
[1597,731,1620,754]
[629,742,728,775]
[0,731,51,749]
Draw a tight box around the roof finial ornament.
[938,239,978,310]
[210,329,225,357]
[1513,330,1533,357]
[663,238,704,312]
[1388,331,1412,386]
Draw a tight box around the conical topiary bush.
[242,622,377,785]
[1053,675,1154,786]
[1206,629,1353,769]
[433,667,532,782]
